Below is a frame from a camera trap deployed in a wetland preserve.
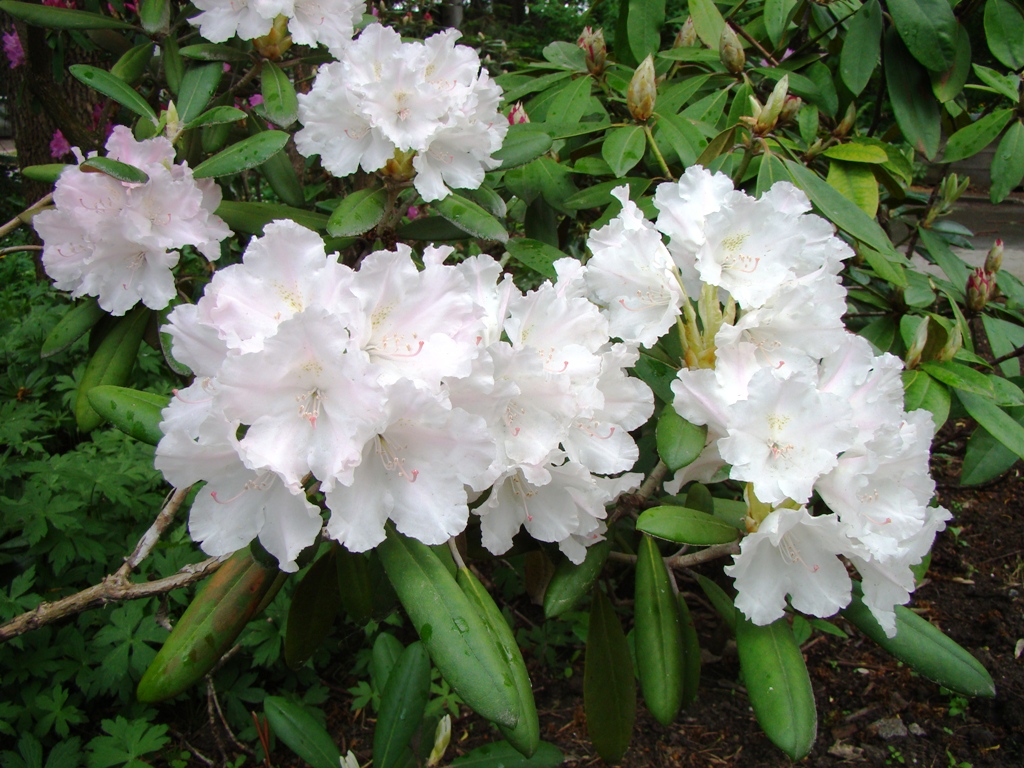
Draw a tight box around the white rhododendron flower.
[34,126,230,315]
[295,24,507,201]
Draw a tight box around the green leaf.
[755,152,788,197]
[178,43,252,62]
[826,160,879,217]
[735,616,817,760]
[887,0,958,72]
[842,585,995,697]
[635,535,684,726]
[884,30,941,159]
[162,35,183,95]
[563,178,649,210]
[450,741,564,768]
[41,298,105,357]
[377,527,522,729]
[80,157,149,184]
[962,420,1021,485]
[971,63,1020,101]
[176,63,223,125]
[822,143,889,164]
[22,163,69,183]
[547,77,593,125]
[957,390,1024,463]
[677,594,701,707]
[138,0,169,34]
[626,0,665,62]
[584,588,636,763]
[494,124,554,171]
[253,130,301,207]
[184,106,247,130]
[902,370,950,429]
[215,200,329,234]
[338,549,395,624]
[458,568,540,758]
[86,386,168,445]
[264,697,341,768]
[985,0,1024,70]
[542,41,586,70]
[919,361,994,398]
[765,0,798,48]
[637,506,740,546]
[435,193,508,243]
[192,131,289,178]
[372,632,405,696]
[656,408,707,472]
[504,238,564,279]
[69,64,156,121]
[261,60,299,127]
[138,551,281,701]
[943,109,1014,164]
[75,307,149,433]
[602,126,647,178]
[327,187,387,237]
[916,226,970,293]
[693,572,736,634]
[653,111,701,167]
[0,1,134,29]
[395,216,470,241]
[861,246,907,288]
[930,23,971,103]
[375,642,431,768]
[285,549,342,669]
[543,540,611,619]
[990,120,1024,204]
[111,42,155,85]
[695,126,736,168]
[783,159,898,258]
[688,0,726,49]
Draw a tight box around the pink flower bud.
[627,55,657,122]
[966,267,994,312]
[508,102,530,125]
[984,239,1004,274]
[577,26,606,76]
[674,17,698,48]
[3,29,24,69]
[49,130,72,159]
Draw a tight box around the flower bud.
[341,751,360,768]
[508,102,530,125]
[381,148,417,182]
[779,94,802,126]
[966,267,994,312]
[754,74,789,135]
[719,24,745,74]
[905,318,930,369]
[834,101,856,138]
[163,100,182,143]
[985,239,1004,274]
[936,322,963,363]
[426,714,452,767]
[628,55,657,121]
[253,15,292,60]
[675,16,698,48]
[577,26,606,76]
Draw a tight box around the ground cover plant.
[2,1,1024,765]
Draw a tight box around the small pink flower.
[371,6,378,16]
[406,205,421,220]
[223,62,232,73]
[424,11,433,24]
[508,103,530,125]
[248,94,264,107]
[49,130,72,159]
[3,30,23,69]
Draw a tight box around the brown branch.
[0,193,53,239]
[119,487,191,575]
[637,460,670,502]
[608,541,740,569]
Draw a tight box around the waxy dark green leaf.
[285,549,342,669]
[943,109,1014,164]
[327,187,387,237]
[693,572,736,634]
[957,390,1024,463]
[435,193,508,243]
[178,43,251,62]
[990,120,1024,204]
[637,506,740,546]
[602,126,647,178]
[193,131,289,178]
[41,298,104,357]
[264,697,341,768]
[0,1,134,29]
[261,60,299,127]
[374,642,431,768]
[138,0,169,34]
[962,420,1021,486]
[677,594,701,707]
[177,63,223,125]
[80,157,149,184]
[902,370,951,429]
[884,30,941,159]
[688,0,725,49]
[985,0,1024,70]
[736,616,817,760]
[887,0,958,72]
[625,0,665,62]
[543,541,612,619]
[930,24,971,103]
[765,0,798,48]
[75,307,150,433]
[86,386,168,446]
[69,64,157,121]
[494,125,554,170]
[215,200,329,234]
[505,238,563,279]
[635,535,684,726]
[919,361,994,398]
[656,408,707,472]
[111,43,155,85]
[184,106,247,130]
[584,588,636,763]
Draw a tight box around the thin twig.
[637,460,669,502]
[169,728,216,767]
[608,541,740,569]
[208,677,255,757]
[0,193,53,239]
[120,487,192,575]
[0,245,43,257]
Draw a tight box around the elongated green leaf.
[822,143,888,164]
[256,144,305,208]
[494,124,553,171]
[435,193,508,243]
[931,24,971,103]
[542,40,585,70]
[602,126,646,178]
[543,541,611,619]
[451,741,564,768]
[656,408,707,472]
[842,586,994,697]
[285,549,342,669]
[693,572,736,633]
[111,42,155,85]
[138,550,281,701]
[653,111,700,167]
[943,109,1014,164]
[547,76,593,125]
[861,246,907,288]
[41,298,104,357]
[765,0,797,48]
[22,163,69,183]
[584,588,636,763]
[677,594,701,707]
[688,0,726,49]
[696,126,736,168]
[957,390,1024,462]
[990,120,1024,204]
[826,160,879,217]
[184,106,247,130]
[80,157,149,184]
[885,30,941,159]
[920,361,994,398]
[626,0,665,62]
[75,307,150,433]
[396,216,470,241]
[962,420,1021,486]
[458,568,539,758]
[635,535,684,726]
[86,386,168,445]
[193,131,289,178]
[887,0,957,72]
[637,506,740,546]
[902,370,950,429]
[261,60,299,127]
[162,35,182,95]
[972,63,1020,101]
[375,642,431,768]
[985,0,1024,70]
[215,200,328,234]
[377,528,521,729]
[0,1,134,29]
[138,0,169,34]
[505,238,563,279]
[264,697,341,768]
[372,632,405,695]
[736,616,817,760]
[755,152,788,197]
[69,64,156,121]
[178,43,251,62]
[177,64,223,125]
[327,188,387,237]
[563,178,649,211]
[337,549,392,624]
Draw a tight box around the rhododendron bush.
[6,0,1024,763]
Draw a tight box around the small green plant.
[887,745,906,765]
[947,749,973,768]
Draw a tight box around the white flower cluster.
[295,24,507,201]
[34,126,230,316]
[189,0,365,57]
[582,167,949,636]
[155,220,651,571]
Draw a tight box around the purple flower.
[49,130,72,159]
[3,30,24,69]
